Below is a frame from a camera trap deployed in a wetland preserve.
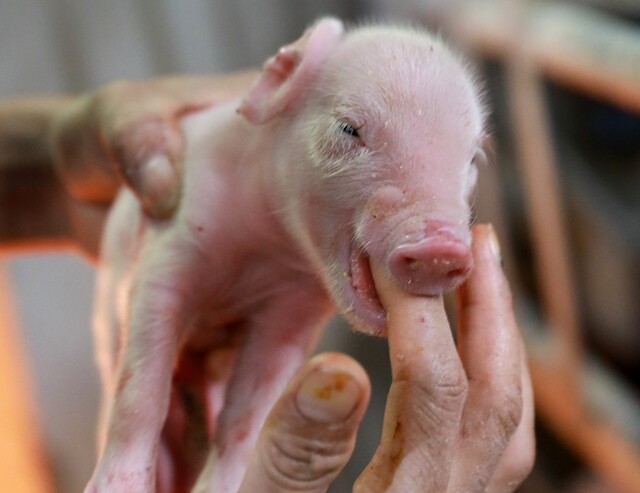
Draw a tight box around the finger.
[156,71,260,107]
[137,153,181,218]
[448,224,526,492]
[485,346,536,492]
[108,116,183,219]
[238,353,370,493]
[356,264,467,492]
[93,81,186,218]
[108,73,259,218]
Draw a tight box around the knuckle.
[94,79,135,111]
[493,389,523,444]
[89,80,131,127]
[418,364,469,415]
[110,115,176,172]
[85,81,143,164]
[483,374,524,446]
[463,382,523,451]
[402,364,469,435]
[94,80,155,139]
[85,80,182,185]
[260,426,353,490]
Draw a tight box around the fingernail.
[486,224,503,266]
[296,368,361,423]
[142,155,180,217]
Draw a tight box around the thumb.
[239,353,370,493]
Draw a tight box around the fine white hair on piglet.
[299,22,489,184]
[335,21,487,126]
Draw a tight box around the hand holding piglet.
[236,225,534,492]
[86,18,534,493]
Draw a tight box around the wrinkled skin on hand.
[85,18,533,493]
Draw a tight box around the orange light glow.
[0,267,53,493]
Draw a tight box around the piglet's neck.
[243,114,323,274]
[218,111,304,259]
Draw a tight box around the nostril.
[405,258,422,272]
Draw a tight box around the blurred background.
[1,0,639,491]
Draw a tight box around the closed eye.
[339,121,359,138]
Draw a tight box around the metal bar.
[505,55,584,401]
[445,0,640,114]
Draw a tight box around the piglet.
[87,17,486,493]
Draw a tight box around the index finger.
[377,269,466,411]
[354,263,467,492]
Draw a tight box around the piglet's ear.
[238,17,344,124]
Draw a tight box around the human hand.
[49,71,257,219]
[231,224,534,492]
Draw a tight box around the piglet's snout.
[387,223,472,296]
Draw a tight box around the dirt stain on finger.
[365,419,405,491]
[389,421,404,464]
[312,372,349,400]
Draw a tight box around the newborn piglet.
[87,17,486,493]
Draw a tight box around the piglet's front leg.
[193,286,333,493]
[85,233,196,493]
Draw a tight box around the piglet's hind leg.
[86,243,194,493]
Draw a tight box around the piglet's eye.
[339,121,359,138]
